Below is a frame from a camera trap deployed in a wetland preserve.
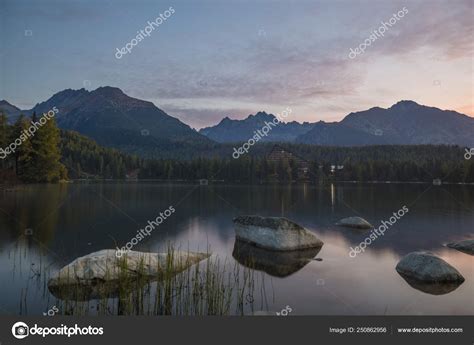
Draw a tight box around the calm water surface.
[0,183,473,315]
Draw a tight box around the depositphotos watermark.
[348,7,408,59]
[232,107,292,159]
[11,321,103,339]
[349,206,409,258]
[0,106,59,160]
[464,148,474,160]
[276,305,293,316]
[115,206,175,257]
[115,6,175,59]
[43,305,59,316]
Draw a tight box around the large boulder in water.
[48,249,211,300]
[233,215,323,251]
[447,240,474,255]
[395,251,465,285]
[336,216,373,229]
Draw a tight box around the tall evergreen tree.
[28,114,66,182]
[0,113,9,169]
[0,113,8,147]
[11,115,34,179]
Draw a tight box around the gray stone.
[233,215,323,251]
[395,251,465,284]
[336,216,373,229]
[447,240,474,255]
[48,249,211,288]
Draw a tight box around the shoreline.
[3,179,474,187]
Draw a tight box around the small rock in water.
[446,240,474,255]
[336,217,373,229]
[313,258,323,261]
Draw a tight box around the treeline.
[2,113,473,183]
[60,130,141,179]
[0,113,66,183]
[267,143,474,183]
[137,151,474,183]
[88,143,473,183]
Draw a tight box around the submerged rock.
[233,215,323,251]
[395,251,464,289]
[447,240,474,255]
[232,239,321,277]
[48,249,211,300]
[336,216,373,229]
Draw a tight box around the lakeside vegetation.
[22,245,268,316]
[2,113,474,184]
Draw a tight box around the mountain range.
[202,101,474,147]
[1,87,473,158]
[199,112,315,143]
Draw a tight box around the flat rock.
[395,251,465,284]
[336,216,373,229]
[233,215,323,251]
[447,240,474,255]
[48,249,211,288]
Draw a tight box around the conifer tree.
[11,115,33,179]
[0,113,9,169]
[28,113,66,182]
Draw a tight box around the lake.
[0,182,473,315]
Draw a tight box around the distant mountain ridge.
[297,100,474,147]
[201,101,474,147]
[1,88,473,159]
[199,111,315,143]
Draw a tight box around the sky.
[0,0,473,129]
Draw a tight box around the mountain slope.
[27,87,215,158]
[296,121,384,146]
[341,101,474,146]
[296,101,474,146]
[0,100,22,122]
[199,111,315,143]
[59,129,141,179]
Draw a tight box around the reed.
[27,244,271,316]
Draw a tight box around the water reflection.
[232,239,322,277]
[1,183,473,315]
[397,274,464,295]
